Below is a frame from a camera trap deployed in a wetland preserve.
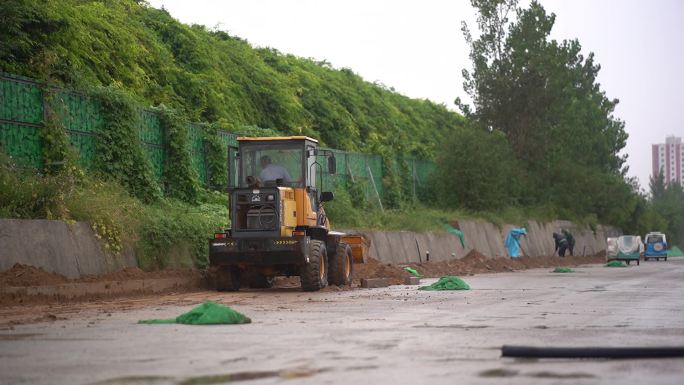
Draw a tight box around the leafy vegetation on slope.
[1,0,681,249]
[1,0,464,160]
[0,153,227,268]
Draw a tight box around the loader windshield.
[240,143,304,188]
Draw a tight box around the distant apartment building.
[652,135,683,187]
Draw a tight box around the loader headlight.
[266,194,275,201]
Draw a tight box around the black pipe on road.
[502,345,684,359]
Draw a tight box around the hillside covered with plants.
[1,0,464,159]
[1,0,682,252]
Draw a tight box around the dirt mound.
[0,264,69,287]
[352,250,606,283]
[353,258,411,285]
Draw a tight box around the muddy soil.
[0,251,604,308]
[354,250,605,285]
[0,263,202,288]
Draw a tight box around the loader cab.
[229,136,335,238]
[236,137,330,190]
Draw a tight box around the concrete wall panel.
[0,219,136,279]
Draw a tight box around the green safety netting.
[667,246,684,257]
[404,267,422,277]
[605,260,627,267]
[444,224,465,248]
[553,267,575,273]
[138,301,251,325]
[418,276,470,291]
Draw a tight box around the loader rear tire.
[329,243,353,286]
[212,266,241,292]
[300,240,327,291]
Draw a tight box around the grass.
[326,195,596,233]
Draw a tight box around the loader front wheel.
[212,266,241,292]
[329,243,353,286]
[300,240,328,291]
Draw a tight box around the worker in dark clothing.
[562,229,575,256]
[553,232,568,257]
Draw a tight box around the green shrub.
[136,199,228,269]
[65,178,142,254]
[0,152,70,219]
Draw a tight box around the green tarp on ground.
[418,276,470,291]
[138,301,251,325]
[404,267,422,277]
[605,260,627,267]
[667,246,684,257]
[553,267,575,273]
[444,224,465,248]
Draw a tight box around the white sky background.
[146,0,684,190]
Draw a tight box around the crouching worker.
[553,232,568,257]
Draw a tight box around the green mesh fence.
[188,123,207,185]
[56,90,103,170]
[0,72,435,203]
[139,109,164,180]
[318,148,384,204]
[0,73,43,168]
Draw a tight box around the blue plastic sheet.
[505,227,527,258]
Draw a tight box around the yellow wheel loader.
[208,136,361,292]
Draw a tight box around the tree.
[457,0,630,221]
[652,182,684,248]
[433,126,521,211]
[649,168,666,201]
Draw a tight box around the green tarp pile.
[404,267,422,277]
[605,260,627,268]
[138,301,251,325]
[667,246,684,257]
[553,267,575,273]
[418,276,470,291]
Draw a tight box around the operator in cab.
[259,155,291,184]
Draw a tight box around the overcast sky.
[147,0,683,190]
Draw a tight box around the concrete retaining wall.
[348,220,620,264]
[0,219,136,279]
[0,218,620,278]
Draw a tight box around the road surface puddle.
[479,368,595,379]
[479,368,519,377]
[90,375,173,384]
[180,367,328,384]
[0,333,42,340]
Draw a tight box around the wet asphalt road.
[2,259,684,385]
